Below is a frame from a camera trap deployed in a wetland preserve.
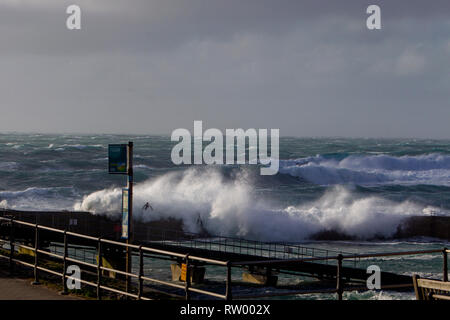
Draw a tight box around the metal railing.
[136,226,356,265]
[230,248,449,300]
[0,216,448,300]
[0,217,231,300]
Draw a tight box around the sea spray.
[74,168,435,241]
[0,200,7,209]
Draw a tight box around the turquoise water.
[1,133,450,299]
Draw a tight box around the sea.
[1,133,450,300]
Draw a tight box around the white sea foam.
[0,200,8,209]
[59,144,104,149]
[0,187,77,211]
[74,168,433,241]
[0,187,58,197]
[134,164,154,170]
[279,154,450,186]
[343,290,415,301]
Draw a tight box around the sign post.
[121,189,129,239]
[126,141,133,295]
[108,142,133,296]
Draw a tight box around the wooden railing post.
[412,274,422,299]
[97,237,102,300]
[185,254,191,300]
[138,245,144,300]
[32,224,40,285]
[226,261,232,300]
[336,254,343,300]
[61,230,68,295]
[443,247,448,282]
[9,218,14,275]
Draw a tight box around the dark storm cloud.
[2,0,450,55]
[0,0,449,138]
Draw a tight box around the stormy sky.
[0,0,449,138]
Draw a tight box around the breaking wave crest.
[0,187,78,211]
[279,154,450,186]
[74,168,440,241]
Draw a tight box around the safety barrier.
[0,216,448,300]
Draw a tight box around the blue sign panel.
[109,144,128,174]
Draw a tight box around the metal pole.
[126,141,133,295]
[97,237,102,300]
[336,254,343,300]
[185,254,191,300]
[32,224,40,285]
[61,230,68,295]
[9,218,14,275]
[138,245,143,300]
[226,261,232,300]
[443,247,448,282]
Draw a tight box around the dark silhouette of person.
[196,213,204,228]
[143,202,153,211]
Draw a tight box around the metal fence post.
[185,254,191,300]
[226,261,232,300]
[9,218,14,275]
[336,254,343,300]
[61,230,68,295]
[443,247,448,282]
[138,245,144,300]
[32,224,40,285]
[97,237,102,300]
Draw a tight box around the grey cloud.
[2,0,450,55]
[0,1,449,138]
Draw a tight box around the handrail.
[0,216,231,266]
[188,287,226,299]
[341,249,443,260]
[100,266,138,278]
[1,215,448,301]
[0,216,229,300]
[139,225,353,259]
[65,257,97,269]
[1,215,348,263]
[37,249,64,260]
[189,255,228,266]
[231,248,445,266]
[141,275,186,290]
[231,255,339,266]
